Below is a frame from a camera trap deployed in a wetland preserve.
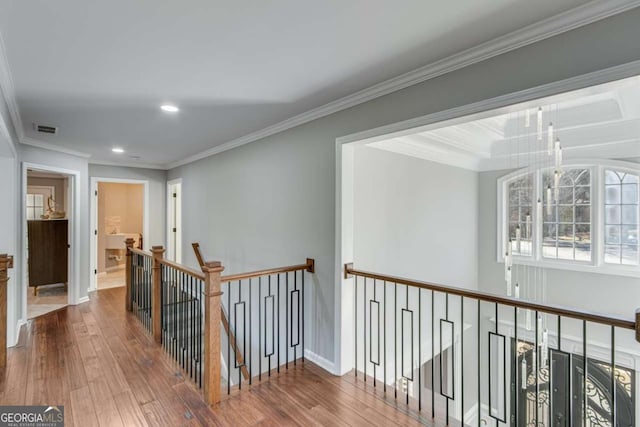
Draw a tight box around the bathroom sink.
[105,233,139,249]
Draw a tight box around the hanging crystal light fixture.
[505,241,513,295]
[537,107,543,140]
[547,122,554,155]
[515,225,522,253]
[546,185,553,216]
[521,357,527,389]
[541,328,549,367]
[525,109,531,128]
[514,282,520,298]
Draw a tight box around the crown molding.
[0,30,19,157]
[167,0,640,169]
[21,137,92,159]
[88,159,167,170]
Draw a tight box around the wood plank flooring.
[0,287,437,426]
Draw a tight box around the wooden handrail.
[130,247,153,257]
[221,258,315,283]
[158,258,206,281]
[192,243,249,381]
[345,263,636,331]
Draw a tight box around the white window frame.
[497,159,640,278]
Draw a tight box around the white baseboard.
[75,296,90,304]
[11,319,27,347]
[304,349,338,375]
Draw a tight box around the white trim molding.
[89,159,166,171]
[0,28,23,144]
[21,137,92,159]
[303,349,338,375]
[167,0,640,169]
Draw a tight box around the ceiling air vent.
[33,123,58,135]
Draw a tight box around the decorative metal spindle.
[249,278,252,385]
[364,277,367,382]
[373,279,377,387]
[268,276,272,376]
[431,289,435,417]
[583,320,587,427]
[418,287,421,410]
[514,306,519,422]
[293,271,297,365]
[285,272,289,369]
[302,269,305,364]
[383,281,387,393]
[354,275,357,378]
[535,310,539,427]
[477,299,481,427]
[461,296,465,422]
[259,277,262,381]
[611,325,616,427]
[277,274,281,374]
[227,282,231,394]
[395,283,398,400]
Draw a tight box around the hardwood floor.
[0,287,435,426]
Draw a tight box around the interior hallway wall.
[353,145,479,289]
[167,9,640,366]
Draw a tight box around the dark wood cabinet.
[27,220,68,294]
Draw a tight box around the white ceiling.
[369,76,640,170]
[0,0,595,167]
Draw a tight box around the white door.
[167,180,182,263]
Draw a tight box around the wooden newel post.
[0,254,13,368]
[125,238,136,312]
[151,246,165,344]
[202,260,224,406]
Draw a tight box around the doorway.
[167,178,182,263]
[91,179,147,291]
[24,167,71,319]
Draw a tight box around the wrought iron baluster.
[249,278,252,385]
[227,281,231,395]
[259,276,262,382]
[383,280,386,393]
[611,325,616,427]
[364,277,367,383]
[354,274,358,378]
[277,274,281,374]
[286,272,289,370]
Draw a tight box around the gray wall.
[88,164,167,249]
[0,152,19,346]
[354,145,478,289]
[168,9,640,364]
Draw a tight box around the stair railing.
[344,262,640,427]
[124,238,315,406]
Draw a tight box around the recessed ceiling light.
[112,147,124,153]
[160,104,179,113]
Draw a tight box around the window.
[542,168,591,262]
[498,161,640,275]
[26,186,55,220]
[26,194,45,220]
[507,174,533,256]
[604,170,639,265]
